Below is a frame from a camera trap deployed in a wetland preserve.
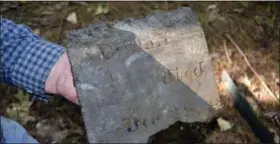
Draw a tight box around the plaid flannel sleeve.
[0,18,65,102]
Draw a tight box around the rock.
[66,7,220,143]
[217,118,232,132]
[66,12,78,24]
[33,28,40,35]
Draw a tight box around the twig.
[223,39,232,64]
[225,34,279,103]
[57,17,64,45]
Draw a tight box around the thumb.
[45,52,79,105]
[56,74,79,105]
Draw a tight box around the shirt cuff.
[11,39,65,102]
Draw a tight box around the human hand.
[44,52,79,104]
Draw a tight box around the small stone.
[94,3,109,15]
[95,5,103,15]
[33,28,40,35]
[207,4,217,11]
[217,117,232,132]
[66,12,78,24]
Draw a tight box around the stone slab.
[65,7,221,143]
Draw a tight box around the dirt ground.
[0,1,279,143]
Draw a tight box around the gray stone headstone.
[65,7,221,143]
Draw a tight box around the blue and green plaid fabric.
[0,18,65,101]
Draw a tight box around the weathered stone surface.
[65,7,221,143]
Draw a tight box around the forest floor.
[0,1,279,143]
